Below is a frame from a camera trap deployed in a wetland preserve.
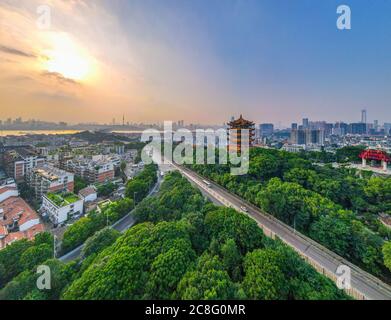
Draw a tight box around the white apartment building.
[40,193,83,225]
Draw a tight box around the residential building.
[290,128,325,146]
[27,165,74,199]
[40,192,83,225]
[0,179,18,203]
[2,147,45,182]
[63,156,115,183]
[0,196,44,249]
[78,186,98,203]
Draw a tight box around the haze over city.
[1,0,390,126]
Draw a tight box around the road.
[171,163,391,300]
[58,172,162,263]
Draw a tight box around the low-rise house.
[0,196,44,250]
[0,184,19,203]
[78,186,98,203]
[40,192,83,225]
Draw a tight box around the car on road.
[240,206,248,212]
[202,179,212,188]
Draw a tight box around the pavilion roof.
[227,115,255,127]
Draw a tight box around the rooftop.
[227,115,255,128]
[0,196,39,227]
[46,192,81,207]
[79,186,97,198]
[33,165,73,181]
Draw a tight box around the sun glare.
[42,33,93,82]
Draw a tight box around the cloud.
[0,45,36,58]
[41,71,80,86]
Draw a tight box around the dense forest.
[188,147,391,281]
[0,171,348,300]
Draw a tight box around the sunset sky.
[0,0,390,125]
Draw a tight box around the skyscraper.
[302,118,309,128]
[259,123,274,137]
[361,109,367,124]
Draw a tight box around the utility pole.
[53,235,57,259]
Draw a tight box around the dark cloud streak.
[41,71,80,86]
[0,45,36,58]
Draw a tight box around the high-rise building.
[361,109,367,124]
[291,123,298,130]
[374,120,379,131]
[227,115,255,152]
[302,118,309,128]
[348,123,367,135]
[333,122,348,136]
[290,128,324,146]
[259,123,274,137]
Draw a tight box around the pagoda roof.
[227,115,255,127]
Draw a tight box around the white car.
[240,206,248,212]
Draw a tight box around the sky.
[0,0,390,126]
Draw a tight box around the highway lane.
[59,172,162,263]
[173,163,391,300]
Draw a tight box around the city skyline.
[1,0,391,126]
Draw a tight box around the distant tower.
[361,109,367,124]
[123,114,125,126]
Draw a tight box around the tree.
[82,227,121,258]
[19,244,53,271]
[145,239,196,299]
[97,182,117,197]
[220,238,242,281]
[0,239,32,287]
[382,242,391,272]
[241,249,287,300]
[309,214,352,257]
[74,176,88,194]
[204,207,265,254]
[176,254,237,300]
[0,259,76,300]
[125,179,149,202]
